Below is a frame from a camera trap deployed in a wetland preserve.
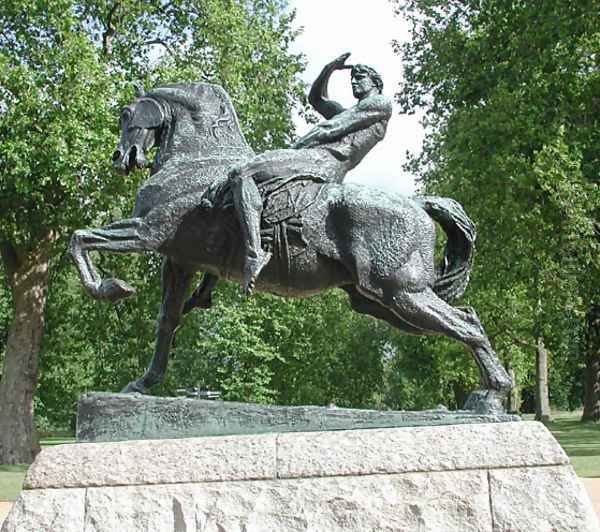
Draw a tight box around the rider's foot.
[243,250,272,296]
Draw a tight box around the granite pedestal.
[2,421,598,531]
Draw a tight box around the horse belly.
[255,249,352,297]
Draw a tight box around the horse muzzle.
[112,145,147,174]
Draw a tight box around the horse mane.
[148,82,220,112]
[146,82,253,159]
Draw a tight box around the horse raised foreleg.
[122,258,193,393]
[69,218,154,303]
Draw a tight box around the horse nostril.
[112,150,122,162]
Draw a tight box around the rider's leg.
[229,168,272,295]
[226,146,344,295]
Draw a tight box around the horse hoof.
[244,280,255,297]
[463,389,507,415]
[121,380,145,394]
[182,295,212,314]
[99,278,136,304]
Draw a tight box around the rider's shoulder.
[357,94,392,116]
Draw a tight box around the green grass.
[543,410,600,478]
[39,436,76,446]
[0,465,28,502]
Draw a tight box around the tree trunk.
[508,366,521,413]
[582,305,600,422]
[535,336,551,423]
[0,241,51,464]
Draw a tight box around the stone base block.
[3,422,598,531]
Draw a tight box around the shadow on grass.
[0,466,27,474]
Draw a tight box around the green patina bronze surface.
[76,392,520,443]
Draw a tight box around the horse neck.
[153,110,197,169]
[152,102,253,173]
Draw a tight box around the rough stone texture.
[490,466,599,532]
[4,422,598,531]
[277,421,567,479]
[25,433,276,489]
[0,488,85,532]
[76,392,520,443]
[28,422,562,490]
[82,471,491,532]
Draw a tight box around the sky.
[288,0,424,195]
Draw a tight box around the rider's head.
[351,64,383,99]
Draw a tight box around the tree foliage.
[394,0,600,412]
[0,0,307,461]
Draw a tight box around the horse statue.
[69,82,512,413]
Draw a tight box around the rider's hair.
[351,64,383,93]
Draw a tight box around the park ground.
[1,412,599,524]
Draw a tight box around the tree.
[393,0,599,416]
[0,3,119,463]
[0,0,306,463]
[583,305,600,421]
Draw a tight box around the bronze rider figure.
[185,52,393,308]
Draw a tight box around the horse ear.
[134,83,146,98]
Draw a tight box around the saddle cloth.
[204,175,327,281]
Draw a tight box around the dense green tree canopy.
[394,0,599,413]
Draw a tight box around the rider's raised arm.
[294,94,392,149]
[308,53,351,119]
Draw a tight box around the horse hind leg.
[358,284,512,413]
[342,285,425,335]
[183,273,218,314]
[122,259,194,393]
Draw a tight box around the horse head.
[113,82,252,176]
[113,86,164,174]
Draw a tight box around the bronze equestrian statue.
[69,53,512,413]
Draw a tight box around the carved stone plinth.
[3,422,598,531]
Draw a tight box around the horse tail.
[415,196,477,303]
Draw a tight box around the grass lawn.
[0,465,28,502]
[0,411,598,501]
[543,410,600,478]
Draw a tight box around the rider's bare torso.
[232,60,392,186]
